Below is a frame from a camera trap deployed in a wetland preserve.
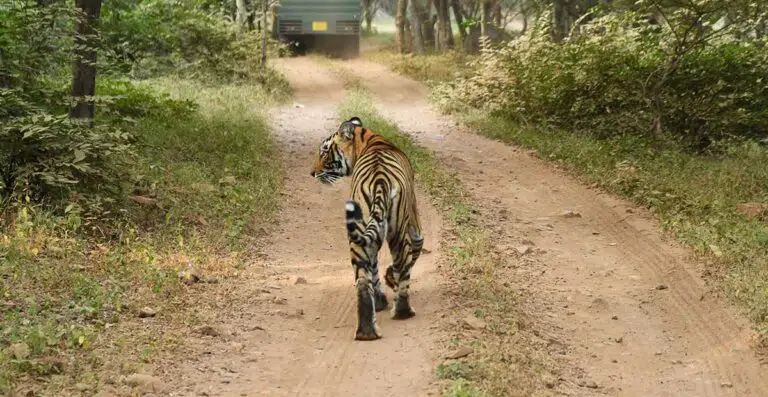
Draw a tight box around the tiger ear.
[338,121,357,141]
[348,117,363,127]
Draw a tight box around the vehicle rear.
[275,0,361,59]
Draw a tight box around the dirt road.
[335,59,768,396]
[167,58,444,397]
[165,56,766,397]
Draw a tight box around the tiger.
[310,116,424,341]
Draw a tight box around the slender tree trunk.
[365,15,373,33]
[362,0,373,34]
[492,0,501,26]
[270,3,279,39]
[410,0,433,50]
[70,0,102,120]
[450,0,466,40]
[409,1,425,54]
[520,7,528,34]
[236,0,248,33]
[260,0,268,77]
[405,18,414,53]
[552,0,569,42]
[396,0,409,53]
[246,0,256,31]
[436,0,453,49]
[481,0,491,37]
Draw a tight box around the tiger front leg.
[354,265,382,341]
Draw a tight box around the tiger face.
[310,117,363,184]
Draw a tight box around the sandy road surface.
[163,56,766,397]
[167,57,445,397]
[336,59,768,397]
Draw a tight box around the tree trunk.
[236,0,248,33]
[409,1,425,54]
[365,15,373,33]
[480,0,491,38]
[70,0,102,120]
[246,0,256,31]
[521,7,528,34]
[436,0,453,50]
[450,0,466,40]
[552,0,569,42]
[260,0,268,78]
[411,0,433,51]
[396,0,409,53]
[362,0,373,34]
[405,18,414,53]
[492,0,501,27]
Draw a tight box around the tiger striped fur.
[311,116,424,341]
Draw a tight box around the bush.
[101,0,288,82]
[436,10,768,149]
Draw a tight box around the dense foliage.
[1,0,285,393]
[436,3,768,150]
[1,0,286,213]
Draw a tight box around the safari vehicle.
[274,0,361,58]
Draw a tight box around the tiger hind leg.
[354,266,381,340]
[386,225,423,320]
[370,263,389,312]
[346,200,387,340]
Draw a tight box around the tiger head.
[310,116,363,184]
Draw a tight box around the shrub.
[436,9,768,149]
[101,0,288,82]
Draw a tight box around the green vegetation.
[1,0,287,393]
[365,50,473,85]
[338,86,556,397]
[370,1,768,343]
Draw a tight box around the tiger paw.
[374,291,389,312]
[354,323,382,341]
[391,296,416,320]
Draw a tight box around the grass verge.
[336,85,556,396]
[0,78,283,395]
[361,34,475,85]
[373,50,768,342]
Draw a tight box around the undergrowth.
[0,78,282,395]
[365,49,474,86]
[337,86,555,397]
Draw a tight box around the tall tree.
[236,0,248,33]
[362,0,380,33]
[450,0,467,41]
[435,0,454,49]
[411,0,434,50]
[395,0,409,53]
[70,0,102,120]
[481,0,491,37]
[410,0,426,53]
[551,0,569,41]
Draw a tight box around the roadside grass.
[373,52,768,343]
[361,34,475,85]
[337,86,556,396]
[0,78,284,394]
